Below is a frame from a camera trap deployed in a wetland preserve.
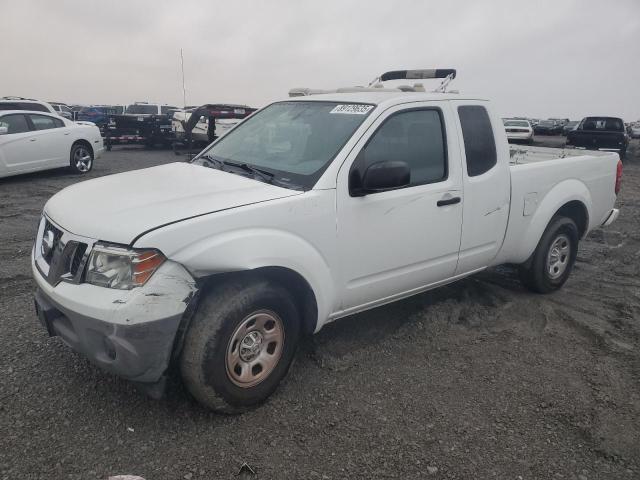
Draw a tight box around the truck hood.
[44,162,301,245]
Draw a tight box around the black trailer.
[172,104,256,152]
[104,103,178,150]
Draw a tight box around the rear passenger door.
[336,102,464,312]
[450,101,510,274]
[26,114,70,167]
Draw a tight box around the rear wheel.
[180,279,300,413]
[69,143,93,174]
[519,216,579,293]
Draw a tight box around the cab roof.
[284,91,488,109]
[0,109,59,116]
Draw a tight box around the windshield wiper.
[198,154,224,169]
[221,160,275,184]
[198,154,275,184]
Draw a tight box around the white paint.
[36,90,620,333]
[0,111,103,178]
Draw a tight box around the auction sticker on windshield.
[330,104,374,115]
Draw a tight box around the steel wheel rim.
[74,147,92,172]
[225,310,285,388]
[547,234,571,279]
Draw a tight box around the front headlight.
[85,244,166,290]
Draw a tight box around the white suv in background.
[0,97,57,115]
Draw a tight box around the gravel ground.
[1,139,639,480]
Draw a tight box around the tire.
[518,216,579,293]
[180,279,300,413]
[69,143,94,174]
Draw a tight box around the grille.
[42,219,63,264]
[38,219,90,286]
[70,243,87,276]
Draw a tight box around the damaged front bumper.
[32,256,197,386]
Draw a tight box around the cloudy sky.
[2,0,639,120]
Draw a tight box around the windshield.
[125,104,157,115]
[539,121,555,126]
[504,120,529,127]
[194,101,374,190]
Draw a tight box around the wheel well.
[201,267,319,335]
[555,200,588,238]
[72,139,93,156]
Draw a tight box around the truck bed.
[509,145,616,165]
[492,145,619,266]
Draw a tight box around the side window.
[29,114,63,130]
[0,103,19,111]
[0,114,31,134]
[458,105,497,177]
[18,102,48,112]
[354,109,447,190]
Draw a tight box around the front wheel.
[69,143,93,174]
[519,216,579,293]
[180,279,300,413]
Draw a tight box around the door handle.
[29,138,37,142]
[437,196,461,207]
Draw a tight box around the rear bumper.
[506,132,533,140]
[601,208,619,227]
[94,144,105,159]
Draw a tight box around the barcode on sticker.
[330,104,374,115]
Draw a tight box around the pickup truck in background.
[32,69,622,412]
[566,116,629,159]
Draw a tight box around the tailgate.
[570,131,624,149]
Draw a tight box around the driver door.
[335,102,464,313]
[0,113,39,175]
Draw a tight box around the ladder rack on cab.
[289,68,458,97]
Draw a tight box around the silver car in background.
[503,118,534,144]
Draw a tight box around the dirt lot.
[1,139,639,480]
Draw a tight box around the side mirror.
[0,126,8,135]
[353,160,410,196]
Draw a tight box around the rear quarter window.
[29,114,63,130]
[458,105,497,177]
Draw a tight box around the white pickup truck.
[32,70,622,412]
